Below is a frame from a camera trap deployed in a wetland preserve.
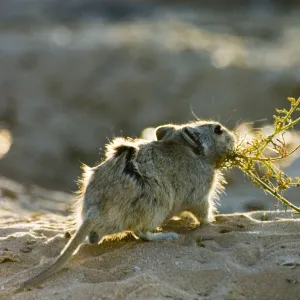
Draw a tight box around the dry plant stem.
[242,168,300,213]
[257,99,300,156]
[241,144,300,162]
[257,116,300,156]
[227,97,300,213]
[281,117,300,131]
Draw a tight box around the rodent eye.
[214,125,223,135]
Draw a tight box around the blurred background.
[0,0,299,215]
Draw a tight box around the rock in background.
[0,0,299,212]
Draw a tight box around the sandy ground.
[1,207,300,300]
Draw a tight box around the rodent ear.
[155,125,176,140]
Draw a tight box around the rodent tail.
[16,218,92,292]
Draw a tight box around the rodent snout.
[224,132,237,153]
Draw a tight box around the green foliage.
[223,97,300,212]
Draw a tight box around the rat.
[16,120,236,292]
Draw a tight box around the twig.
[223,97,300,213]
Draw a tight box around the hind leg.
[134,231,179,241]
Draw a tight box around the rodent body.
[17,121,236,292]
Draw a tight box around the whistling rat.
[17,121,236,291]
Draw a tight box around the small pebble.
[64,231,71,239]
[286,278,298,284]
[133,266,140,272]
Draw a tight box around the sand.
[1,205,300,300]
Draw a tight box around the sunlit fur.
[72,163,95,225]
[17,120,236,291]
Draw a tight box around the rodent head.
[156,121,236,168]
